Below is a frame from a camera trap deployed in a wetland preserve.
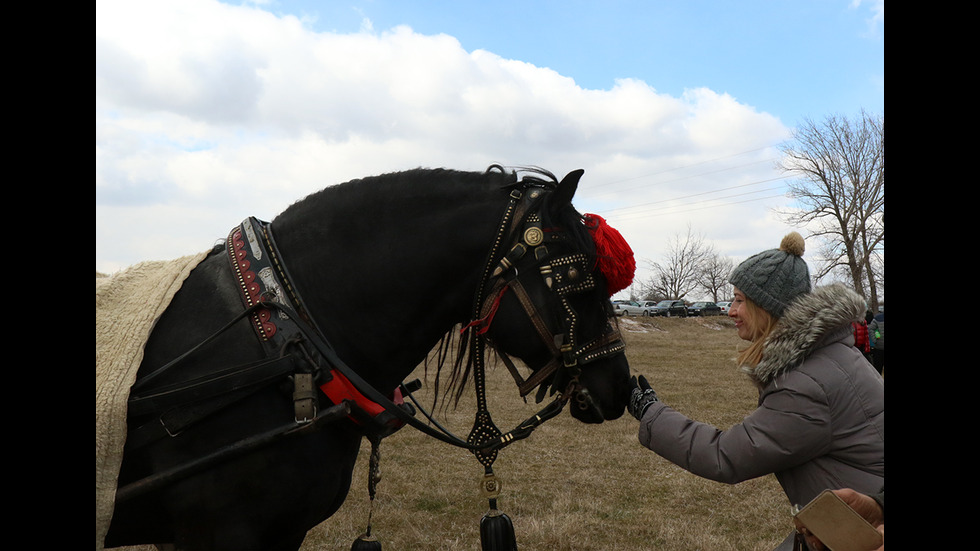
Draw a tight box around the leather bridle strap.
[499,278,563,396]
[508,278,562,357]
[492,277,626,399]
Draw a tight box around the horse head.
[467,167,634,423]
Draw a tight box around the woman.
[629,232,884,550]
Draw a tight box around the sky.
[95,0,884,300]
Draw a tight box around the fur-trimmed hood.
[745,283,866,387]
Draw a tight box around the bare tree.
[778,110,884,311]
[646,226,713,300]
[698,253,734,303]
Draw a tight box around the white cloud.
[851,0,885,33]
[96,0,796,278]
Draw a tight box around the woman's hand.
[627,375,659,420]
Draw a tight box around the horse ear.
[553,169,584,208]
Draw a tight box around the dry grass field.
[300,315,791,551]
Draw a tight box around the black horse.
[102,166,633,550]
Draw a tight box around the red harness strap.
[319,370,406,428]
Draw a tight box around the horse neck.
[270,171,506,392]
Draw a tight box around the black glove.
[627,375,659,420]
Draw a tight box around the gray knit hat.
[729,232,811,318]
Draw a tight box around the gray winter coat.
[638,284,884,538]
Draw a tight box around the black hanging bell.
[351,531,382,551]
[480,503,517,551]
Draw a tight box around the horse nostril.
[573,388,604,421]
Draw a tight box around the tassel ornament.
[351,436,384,550]
[583,213,635,296]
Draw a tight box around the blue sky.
[96,0,884,299]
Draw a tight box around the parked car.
[717,301,731,314]
[650,300,688,317]
[617,300,662,316]
[687,301,722,316]
[612,300,647,316]
[638,301,660,316]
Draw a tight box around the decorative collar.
[226,217,407,432]
[227,217,306,347]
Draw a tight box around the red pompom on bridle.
[583,213,635,296]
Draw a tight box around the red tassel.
[583,214,635,296]
[462,285,510,335]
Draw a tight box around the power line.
[600,175,791,215]
[585,144,782,191]
[586,157,779,200]
[611,187,789,221]
[575,142,795,221]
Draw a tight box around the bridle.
[453,169,627,475]
[463,172,626,416]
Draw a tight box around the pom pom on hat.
[729,232,811,318]
[780,231,805,257]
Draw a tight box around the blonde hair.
[735,296,778,368]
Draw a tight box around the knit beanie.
[729,232,811,318]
